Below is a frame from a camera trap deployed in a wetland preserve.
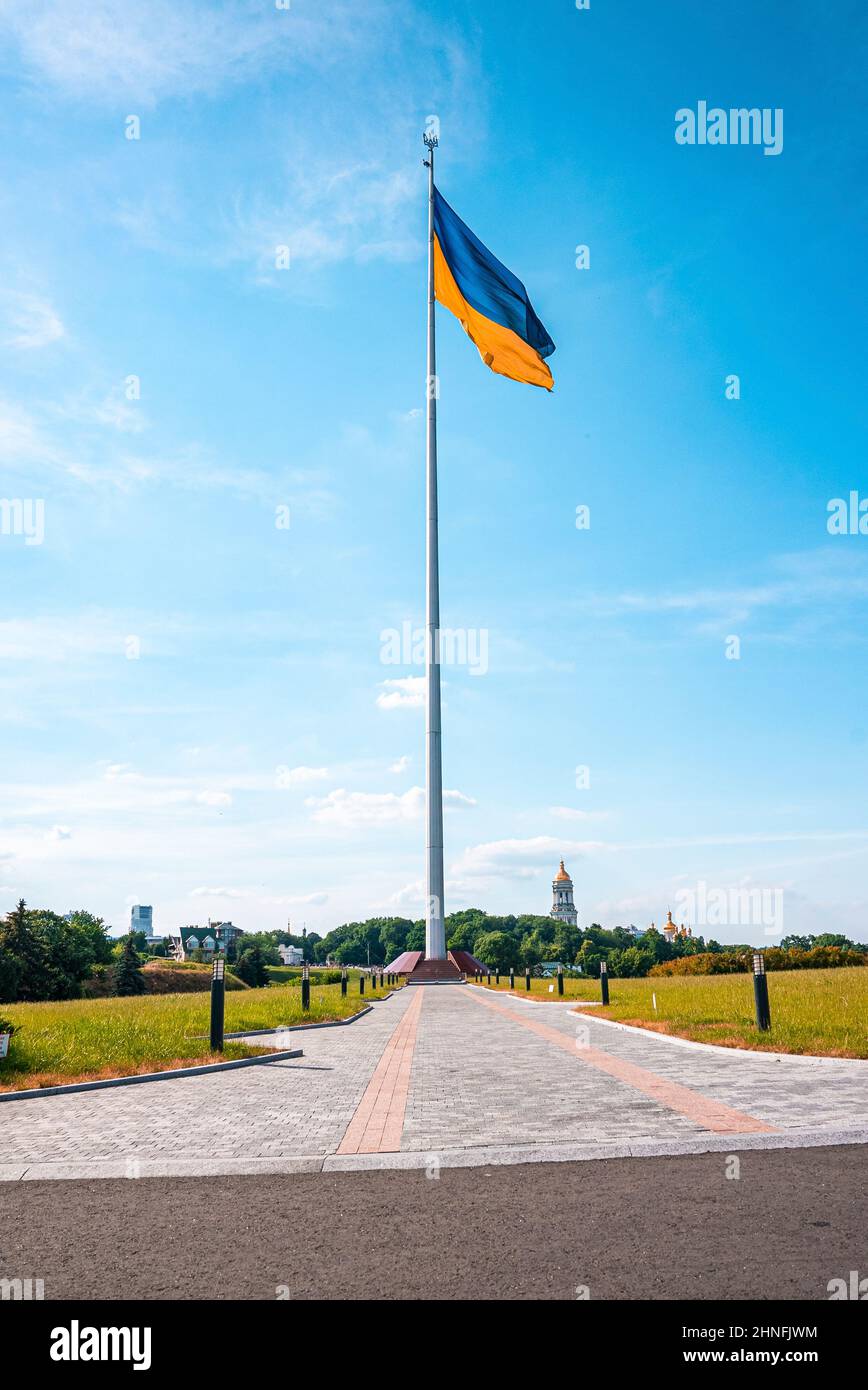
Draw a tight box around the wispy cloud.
[568,550,868,632]
[0,291,64,349]
[0,0,378,106]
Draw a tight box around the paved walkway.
[2,985,866,1179]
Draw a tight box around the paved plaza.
[2,985,867,1180]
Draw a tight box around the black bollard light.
[210,955,225,1052]
[753,951,771,1031]
[600,958,610,1005]
[525,966,531,991]
[496,970,500,985]
[360,973,365,995]
[487,971,491,985]
[509,968,515,990]
[341,968,347,997]
[301,962,310,1011]
[557,965,564,996]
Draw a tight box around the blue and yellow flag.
[433,187,555,390]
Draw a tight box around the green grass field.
[566,967,868,1058]
[468,974,600,1000]
[0,977,404,1091]
[266,965,364,985]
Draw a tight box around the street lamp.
[600,957,609,1005]
[210,955,226,1052]
[752,951,771,1031]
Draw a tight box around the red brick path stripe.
[336,988,425,1154]
[464,987,777,1135]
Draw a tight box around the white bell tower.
[551,860,578,928]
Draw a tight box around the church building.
[550,860,578,928]
[661,909,692,944]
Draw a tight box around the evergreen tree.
[114,933,146,996]
[235,943,270,988]
[0,899,57,1001]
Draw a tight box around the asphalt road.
[2,1146,864,1301]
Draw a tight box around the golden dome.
[554,860,571,883]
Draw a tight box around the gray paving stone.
[2,984,866,1176]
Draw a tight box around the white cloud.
[451,836,603,882]
[306,785,474,828]
[377,676,425,710]
[1,292,64,349]
[0,0,374,105]
[388,879,425,909]
[388,755,411,774]
[49,824,72,840]
[276,765,330,788]
[0,399,65,471]
[569,550,868,631]
[196,790,232,808]
[228,163,419,277]
[190,885,247,899]
[0,612,127,662]
[48,388,147,434]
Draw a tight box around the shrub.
[649,945,866,977]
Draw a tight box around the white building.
[550,860,578,928]
[278,944,304,966]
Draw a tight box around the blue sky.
[0,0,866,943]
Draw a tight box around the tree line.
[248,912,868,978]
[0,901,150,1002]
[3,898,865,1003]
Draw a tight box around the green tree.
[813,933,852,950]
[405,921,426,952]
[232,932,281,966]
[474,930,520,971]
[235,943,270,987]
[38,909,114,996]
[445,909,487,954]
[0,950,21,1004]
[552,922,582,964]
[0,899,57,1001]
[113,934,146,996]
[610,946,655,978]
[518,932,543,967]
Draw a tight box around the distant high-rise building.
[131,905,153,935]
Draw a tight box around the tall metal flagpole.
[423,128,446,961]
